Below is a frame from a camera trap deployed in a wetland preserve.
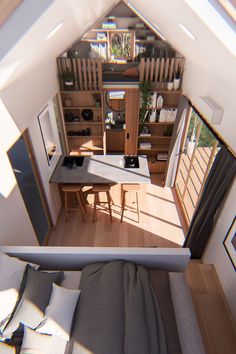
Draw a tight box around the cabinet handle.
[127,133,129,139]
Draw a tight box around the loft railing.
[139,57,185,89]
[57,58,103,91]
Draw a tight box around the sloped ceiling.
[0,0,235,90]
[0,0,119,90]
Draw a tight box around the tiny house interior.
[0,0,236,352]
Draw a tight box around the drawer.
[148,160,166,173]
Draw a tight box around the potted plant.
[139,81,153,131]
[93,93,101,108]
[167,71,174,91]
[61,69,75,87]
[174,64,184,90]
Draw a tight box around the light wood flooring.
[47,174,186,247]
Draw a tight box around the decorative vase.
[167,81,174,91]
[173,78,180,91]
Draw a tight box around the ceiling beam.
[0,0,22,27]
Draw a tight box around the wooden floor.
[186,262,236,354]
[47,176,236,354]
[47,174,186,247]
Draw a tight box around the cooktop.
[123,155,139,168]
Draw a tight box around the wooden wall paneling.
[87,60,92,90]
[72,59,78,90]
[139,58,145,82]
[150,58,155,81]
[145,59,150,81]
[97,59,102,90]
[159,58,165,86]
[92,60,97,90]
[82,59,87,90]
[125,89,139,155]
[164,58,170,81]
[77,59,83,90]
[154,59,160,88]
[106,130,125,152]
[169,58,175,82]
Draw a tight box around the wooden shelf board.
[139,122,175,125]
[61,90,102,93]
[81,39,107,43]
[65,122,102,125]
[63,107,102,110]
[138,136,172,139]
[79,147,104,151]
[91,28,130,32]
[135,39,157,43]
[138,148,169,152]
[67,135,103,138]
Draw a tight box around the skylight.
[217,0,236,21]
[185,0,236,57]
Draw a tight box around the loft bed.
[0,247,205,354]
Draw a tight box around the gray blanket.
[67,261,167,354]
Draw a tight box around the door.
[125,89,139,155]
[7,131,51,245]
[175,108,219,225]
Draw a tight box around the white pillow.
[20,326,66,354]
[0,252,39,329]
[37,283,80,341]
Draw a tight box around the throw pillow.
[20,327,66,354]
[37,283,80,341]
[2,266,63,338]
[0,252,39,332]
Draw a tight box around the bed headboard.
[0,246,190,272]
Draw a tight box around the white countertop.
[50,155,151,184]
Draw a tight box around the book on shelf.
[140,142,152,149]
[140,133,151,137]
[156,153,168,161]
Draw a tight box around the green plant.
[163,125,173,136]
[61,69,74,82]
[139,81,153,129]
[174,63,184,80]
[111,33,131,59]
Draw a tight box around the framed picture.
[223,217,236,270]
[38,105,57,165]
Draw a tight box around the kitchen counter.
[50,155,151,185]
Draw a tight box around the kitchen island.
[50,155,150,185]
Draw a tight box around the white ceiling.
[0,0,235,90]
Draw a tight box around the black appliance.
[123,155,139,168]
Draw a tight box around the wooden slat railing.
[139,57,185,89]
[57,58,103,91]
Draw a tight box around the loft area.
[57,1,184,86]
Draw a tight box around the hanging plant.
[139,81,153,130]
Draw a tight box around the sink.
[62,156,84,168]
[124,155,139,168]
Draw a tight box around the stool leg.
[93,192,98,223]
[136,191,140,223]
[120,190,126,223]
[76,191,87,222]
[106,191,112,223]
[64,192,68,222]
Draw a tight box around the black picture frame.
[223,216,236,271]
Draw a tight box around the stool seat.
[62,184,82,192]
[121,184,141,192]
[92,184,111,192]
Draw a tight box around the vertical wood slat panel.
[97,59,102,90]
[145,58,150,81]
[150,58,155,81]
[164,58,169,81]
[159,58,165,85]
[139,58,145,82]
[77,59,83,90]
[169,58,175,82]
[82,59,87,90]
[92,60,97,90]
[154,58,160,88]
[72,59,78,90]
[87,59,92,90]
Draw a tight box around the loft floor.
[46,174,187,247]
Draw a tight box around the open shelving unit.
[60,91,105,155]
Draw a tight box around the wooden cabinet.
[60,91,104,155]
[125,89,139,155]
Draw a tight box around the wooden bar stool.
[120,184,141,223]
[92,184,112,223]
[61,184,86,222]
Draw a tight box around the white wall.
[0,59,60,245]
[203,180,236,320]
